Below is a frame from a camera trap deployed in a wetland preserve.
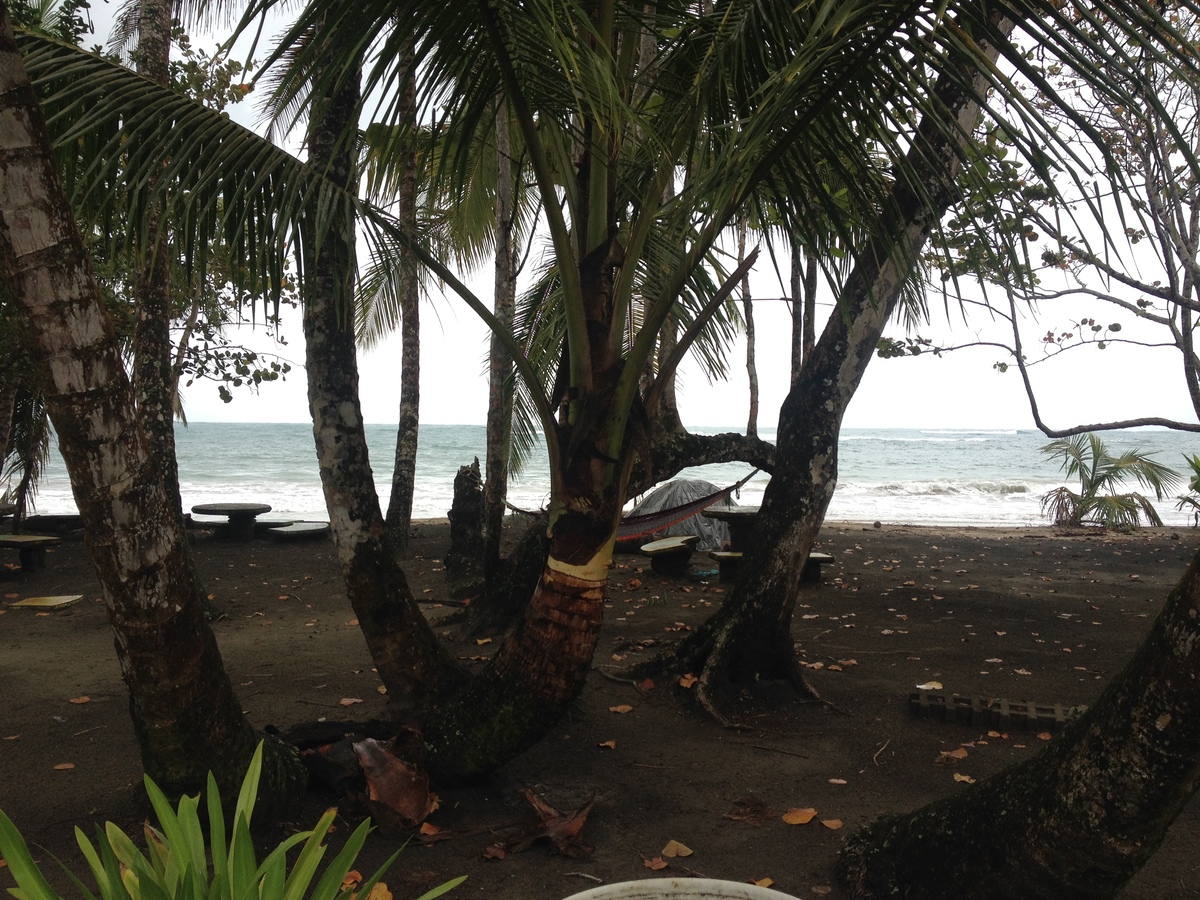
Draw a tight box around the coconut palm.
[18,0,1200,788]
[1041,433,1180,529]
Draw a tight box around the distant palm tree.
[1174,453,1200,526]
[1041,433,1179,529]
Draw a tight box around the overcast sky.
[80,2,1200,433]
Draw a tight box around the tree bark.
[132,0,184,517]
[0,3,303,801]
[671,11,1011,712]
[840,545,1200,899]
[385,44,420,553]
[300,49,463,712]
[484,101,517,577]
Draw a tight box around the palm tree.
[1041,433,1179,529]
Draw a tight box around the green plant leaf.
[416,875,469,900]
[0,807,64,900]
[279,808,336,900]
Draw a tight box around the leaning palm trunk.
[301,51,462,710]
[0,6,303,800]
[425,482,619,781]
[839,543,1200,898]
[674,12,1011,712]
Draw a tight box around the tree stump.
[445,458,486,598]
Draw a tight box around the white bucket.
[562,878,799,900]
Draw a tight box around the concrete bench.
[0,534,61,572]
[641,534,698,576]
[708,549,833,584]
[268,522,331,541]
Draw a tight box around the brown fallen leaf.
[475,638,492,646]
[812,886,832,895]
[609,704,634,714]
[754,878,774,888]
[821,819,843,830]
[936,748,969,765]
[678,673,698,688]
[1037,731,1052,741]
[363,884,392,900]
[341,871,363,891]
[828,778,847,785]
[482,845,506,860]
[419,823,441,836]
[643,857,668,871]
[953,773,976,784]
[782,808,818,825]
[723,798,773,825]
[598,740,617,749]
[636,677,655,693]
[661,840,692,858]
[53,763,75,770]
[340,697,364,707]
[353,738,436,828]
[503,788,595,859]
[68,696,90,704]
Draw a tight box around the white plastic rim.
[561,878,799,900]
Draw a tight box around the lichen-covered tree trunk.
[0,7,303,801]
[840,545,1200,899]
[483,102,517,577]
[301,52,462,711]
[385,46,420,553]
[132,0,184,516]
[674,12,1011,709]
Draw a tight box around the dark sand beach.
[2,520,1198,898]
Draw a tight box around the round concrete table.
[699,506,761,551]
[192,502,272,541]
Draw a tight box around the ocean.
[24,424,1200,528]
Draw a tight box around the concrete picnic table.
[191,502,272,541]
[699,505,762,551]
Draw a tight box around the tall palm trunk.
[0,4,303,800]
[384,43,420,553]
[132,0,184,516]
[840,544,1200,898]
[483,103,517,576]
[301,49,462,710]
[674,12,1011,710]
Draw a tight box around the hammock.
[617,469,757,542]
[504,469,759,543]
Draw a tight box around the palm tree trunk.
[0,5,303,800]
[425,499,615,781]
[385,45,420,553]
[840,544,1200,899]
[675,11,1011,709]
[132,0,184,516]
[484,101,517,575]
[301,47,463,710]
[738,218,758,438]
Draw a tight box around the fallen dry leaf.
[609,704,634,714]
[724,798,773,825]
[821,819,843,830]
[782,808,818,825]
[643,857,668,871]
[678,673,698,688]
[754,878,774,888]
[812,887,832,895]
[936,748,969,765]
[482,845,506,860]
[475,638,492,646]
[953,773,976,784]
[363,884,392,900]
[341,871,363,891]
[419,823,441,836]
[346,618,359,626]
[354,738,436,827]
[1037,731,1052,741]
[68,696,90,704]
[1014,668,1033,676]
[53,763,75,771]
[915,681,942,691]
[661,840,692,858]
[828,778,847,785]
[340,697,364,707]
[503,789,595,859]
[598,740,617,749]
[376,685,387,694]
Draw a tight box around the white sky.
[81,2,1200,433]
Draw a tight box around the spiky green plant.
[1173,453,1200,526]
[1041,433,1179,530]
[0,742,464,900]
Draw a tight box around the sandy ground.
[2,519,1199,899]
